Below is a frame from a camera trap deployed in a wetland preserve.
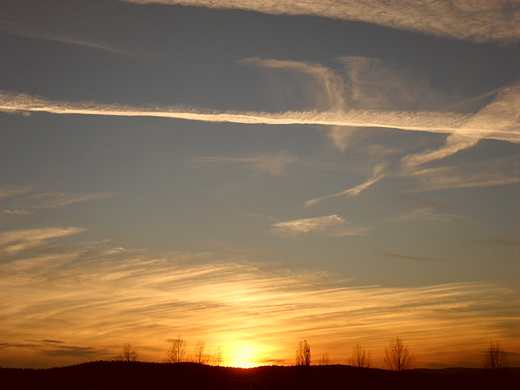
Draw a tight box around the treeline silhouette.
[1,361,517,390]
[1,340,515,389]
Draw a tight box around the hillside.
[1,362,517,389]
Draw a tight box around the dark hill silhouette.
[1,361,518,390]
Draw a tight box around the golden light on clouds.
[1,0,518,370]
[1,228,518,367]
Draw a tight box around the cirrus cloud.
[120,0,520,43]
[270,214,368,238]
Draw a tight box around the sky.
[0,0,519,369]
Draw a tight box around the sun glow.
[226,345,262,368]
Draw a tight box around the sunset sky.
[1,0,519,369]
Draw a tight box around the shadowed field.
[1,361,517,389]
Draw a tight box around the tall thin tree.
[212,346,223,366]
[193,339,209,364]
[296,340,311,366]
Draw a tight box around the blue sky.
[1,0,519,368]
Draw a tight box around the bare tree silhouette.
[115,343,139,362]
[193,340,209,364]
[320,352,330,365]
[384,337,415,371]
[296,340,311,366]
[212,346,223,366]
[483,341,509,370]
[350,343,372,368]
[165,336,187,363]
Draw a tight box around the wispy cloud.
[0,21,129,56]
[304,162,388,207]
[190,152,298,175]
[243,56,453,153]
[0,186,117,210]
[120,0,520,42]
[20,192,117,208]
[402,86,520,169]
[270,215,367,238]
[2,90,519,143]
[379,251,461,263]
[397,195,449,209]
[327,126,359,152]
[0,185,34,199]
[0,341,108,359]
[397,208,469,224]
[1,236,517,367]
[0,209,34,220]
[402,133,481,169]
[406,156,520,192]
[0,227,86,255]
[242,57,346,112]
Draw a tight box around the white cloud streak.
[120,0,520,42]
[402,85,520,169]
[0,227,86,255]
[270,214,367,238]
[304,162,388,207]
[2,90,518,143]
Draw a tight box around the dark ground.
[0,361,518,390]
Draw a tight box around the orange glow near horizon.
[225,345,263,368]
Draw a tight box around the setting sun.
[226,345,262,368]
[0,0,519,373]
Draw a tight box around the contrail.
[120,0,520,43]
[1,91,519,143]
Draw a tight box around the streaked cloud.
[379,251,461,263]
[326,126,359,152]
[242,57,346,112]
[190,152,298,175]
[402,133,481,170]
[0,227,86,255]
[2,90,519,143]
[397,208,469,224]
[0,341,108,359]
[0,209,34,220]
[0,186,117,211]
[1,235,517,367]
[121,0,520,42]
[270,215,367,238]
[304,162,388,207]
[0,2,148,59]
[0,185,34,199]
[402,86,520,169]
[407,156,520,192]
[396,195,449,209]
[243,56,455,153]
[0,22,129,57]
[19,192,117,208]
